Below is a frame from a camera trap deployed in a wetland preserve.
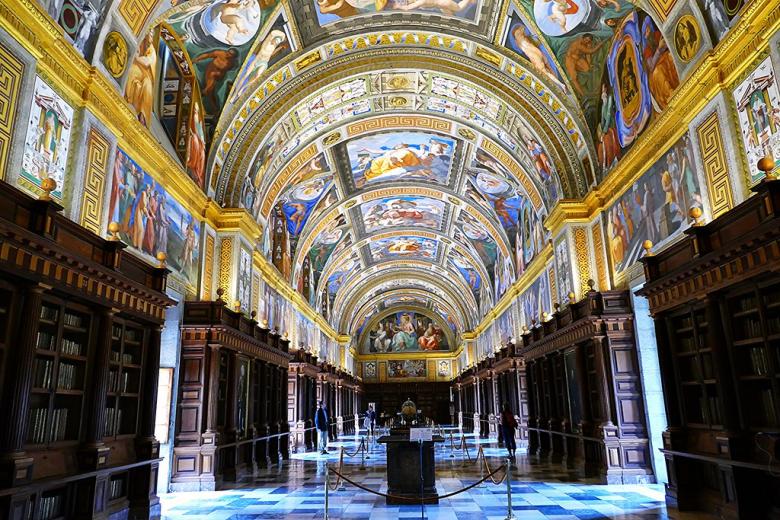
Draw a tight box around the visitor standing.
[500,402,518,458]
[315,400,329,454]
[366,405,376,437]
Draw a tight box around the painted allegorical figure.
[391,314,417,351]
[125,31,158,127]
[642,17,679,111]
[186,102,206,187]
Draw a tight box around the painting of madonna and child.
[315,0,481,26]
[364,312,451,353]
[347,131,456,189]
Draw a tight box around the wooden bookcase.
[170,300,293,492]
[519,290,654,484]
[0,181,173,520]
[639,179,780,518]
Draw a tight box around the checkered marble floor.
[160,432,711,519]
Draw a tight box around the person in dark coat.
[315,400,329,454]
[500,402,518,458]
[367,405,376,437]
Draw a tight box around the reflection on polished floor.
[160,432,710,519]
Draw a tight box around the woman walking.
[500,402,518,458]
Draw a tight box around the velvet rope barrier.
[327,462,507,503]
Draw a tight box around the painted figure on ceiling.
[125,32,158,127]
[192,48,239,111]
[510,22,562,86]
[641,16,679,111]
[210,0,261,45]
[186,102,206,187]
[563,34,607,97]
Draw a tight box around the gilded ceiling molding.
[332,264,479,329]
[213,51,589,203]
[338,277,473,332]
[290,182,510,283]
[212,26,587,158]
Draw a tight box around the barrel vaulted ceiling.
[116,0,679,341]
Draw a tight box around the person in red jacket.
[500,402,518,458]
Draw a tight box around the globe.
[401,399,417,424]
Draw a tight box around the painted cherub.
[399,0,474,16]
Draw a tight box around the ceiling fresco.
[102,0,690,342]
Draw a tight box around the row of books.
[28,408,69,444]
[34,358,54,389]
[57,363,79,390]
[767,315,780,336]
[737,318,763,340]
[40,306,59,322]
[112,325,122,340]
[63,312,84,328]
[39,493,64,520]
[105,407,124,437]
[36,331,55,351]
[109,478,125,500]
[698,396,722,425]
[110,350,136,365]
[108,370,133,394]
[749,347,770,376]
[734,296,758,313]
[61,338,83,357]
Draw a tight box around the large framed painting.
[387,359,427,380]
[359,196,446,233]
[20,77,74,200]
[732,56,780,184]
[108,149,201,285]
[606,133,702,273]
[365,312,450,353]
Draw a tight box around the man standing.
[315,401,329,455]
[367,405,377,437]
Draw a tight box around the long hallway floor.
[160,432,708,519]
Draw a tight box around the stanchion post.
[449,432,455,459]
[359,439,366,470]
[365,436,371,459]
[324,468,330,520]
[504,458,515,520]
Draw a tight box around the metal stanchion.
[504,458,515,520]
[359,438,366,470]
[449,432,455,458]
[324,468,330,520]
[365,436,371,460]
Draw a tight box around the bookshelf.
[0,181,172,520]
[105,320,146,439]
[639,178,780,518]
[519,290,653,484]
[170,300,297,491]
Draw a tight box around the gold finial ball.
[568,291,576,301]
[689,207,702,220]
[522,325,528,332]
[156,251,166,267]
[541,311,549,321]
[643,240,654,253]
[758,155,775,174]
[261,319,269,327]
[233,300,241,311]
[282,331,289,339]
[107,221,120,241]
[38,178,56,201]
